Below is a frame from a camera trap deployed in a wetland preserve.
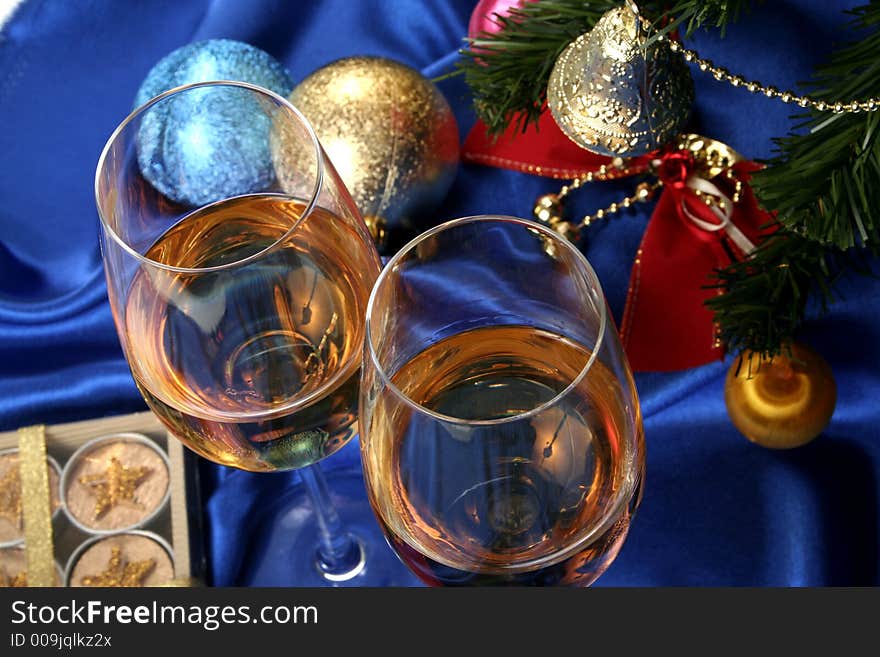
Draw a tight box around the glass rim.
[364,214,609,427]
[94,79,324,275]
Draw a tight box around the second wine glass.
[360,216,645,586]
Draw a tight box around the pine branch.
[459,0,612,136]
[706,230,854,357]
[659,0,754,38]
[713,2,880,356]
[459,0,750,136]
[750,2,880,250]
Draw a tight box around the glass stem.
[299,463,365,581]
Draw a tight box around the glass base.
[239,469,423,587]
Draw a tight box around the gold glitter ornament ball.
[724,343,837,449]
[282,57,459,247]
[547,4,693,158]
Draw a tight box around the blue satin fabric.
[1,0,877,586]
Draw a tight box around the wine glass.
[96,80,418,586]
[359,216,645,586]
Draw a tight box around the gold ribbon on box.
[17,425,55,587]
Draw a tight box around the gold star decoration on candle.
[0,566,27,587]
[0,466,22,528]
[80,547,155,587]
[78,457,151,519]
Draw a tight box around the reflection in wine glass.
[96,80,417,585]
[360,216,645,586]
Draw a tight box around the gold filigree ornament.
[547,0,880,163]
[547,1,694,158]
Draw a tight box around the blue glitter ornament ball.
[133,39,294,206]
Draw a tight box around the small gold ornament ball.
[724,343,837,449]
[283,56,459,245]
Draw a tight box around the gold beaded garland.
[665,38,880,114]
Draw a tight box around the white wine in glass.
[360,216,645,586]
[97,81,418,585]
[123,194,371,472]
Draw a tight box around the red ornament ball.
[468,0,536,40]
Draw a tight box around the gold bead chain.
[663,37,880,114]
[552,160,659,230]
[575,181,662,228]
[555,160,626,199]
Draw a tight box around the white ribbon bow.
[680,175,756,256]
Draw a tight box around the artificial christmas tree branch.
[714,1,880,357]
